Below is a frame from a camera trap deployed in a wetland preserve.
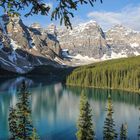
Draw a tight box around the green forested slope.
[66,56,140,92]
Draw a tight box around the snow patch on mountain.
[134,51,140,56]
[73,54,96,61]
[10,39,21,50]
[54,57,66,66]
[130,43,139,48]
[111,51,127,58]
[29,39,35,49]
[61,49,71,58]
[101,51,127,61]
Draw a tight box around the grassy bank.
[66,56,140,93]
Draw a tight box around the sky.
[1,0,140,31]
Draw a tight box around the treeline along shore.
[66,56,140,93]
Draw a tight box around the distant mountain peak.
[79,20,98,26]
[109,24,135,34]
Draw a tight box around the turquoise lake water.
[0,76,140,140]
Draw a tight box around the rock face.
[58,21,109,59]
[106,25,140,57]
[58,21,140,60]
[0,14,62,74]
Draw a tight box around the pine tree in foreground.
[120,123,128,140]
[8,107,18,139]
[103,94,117,140]
[76,92,95,140]
[15,80,34,139]
[9,81,40,140]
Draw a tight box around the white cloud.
[87,5,140,31]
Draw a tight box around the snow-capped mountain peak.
[58,21,140,62]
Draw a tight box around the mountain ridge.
[57,20,140,61]
[0,14,140,74]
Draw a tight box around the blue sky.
[1,0,140,30]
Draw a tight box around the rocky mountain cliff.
[0,14,63,74]
[57,21,140,61]
[106,25,140,58]
[57,21,108,59]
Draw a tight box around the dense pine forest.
[66,56,140,93]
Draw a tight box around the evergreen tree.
[66,56,140,93]
[8,80,40,140]
[103,94,117,140]
[31,128,40,140]
[8,107,18,139]
[15,80,34,139]
[76,92,95,140]
[120,123,128,140]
